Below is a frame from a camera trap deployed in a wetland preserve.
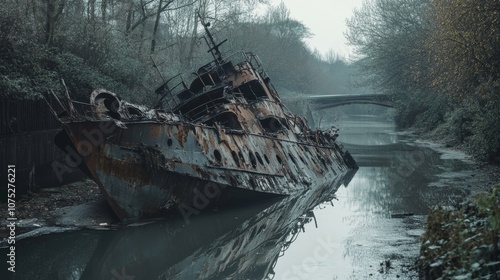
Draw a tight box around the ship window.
[255,152,264,165]
[264,154,270,164]
[127,107,143,117]
[235,80,268,101]
[214,150,222,163]
[249,152,257,168]
[177,89,194,101]
[167,138,173,146]
[238,151,246,163]
[175,87,228,120]
[93,92,121,120]
[299,155,306,164]
[259,116,287,133]
[204,112,242,130]
[190,68,221,94]
[289,153,297,166]
[231,151,240,167]
[276,155,282,164]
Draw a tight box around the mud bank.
[0,180,118,243]
[405,133,500,279]
[408,129,500,198]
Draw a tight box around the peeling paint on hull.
[47,18,357,221]
[58,119,355,221]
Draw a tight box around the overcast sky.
[263,0,365,59]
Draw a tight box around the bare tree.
[44,0,67,46]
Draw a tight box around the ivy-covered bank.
[418,186,500,279]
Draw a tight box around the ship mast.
[198,12,227,66]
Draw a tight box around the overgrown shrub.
[412,93,449,130]
[52,52,130,101]
[393,91,450,130]
[435,106,475,146]
[419,186,500,279]
[467,100,500,163]
[393,94,424,128]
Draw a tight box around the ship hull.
[58,118,354,221]
[47,21,358,222]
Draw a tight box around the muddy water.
[1,114,484,280]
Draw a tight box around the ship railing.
[154,51,272,112]
[156,63,228,112]
[44,90,96,121]
[233,51,280,99]
[243,52,282,101]
[196,51,267,81]
[154,73,191,111]
[242,52,270,81]
[70,100,94,118]
[183,96,231,122]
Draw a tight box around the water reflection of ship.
[265,210,318,280]
[12,170,355,280]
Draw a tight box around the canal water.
[271,112,485,280]
[2,112,486,280]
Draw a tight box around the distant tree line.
[347,0,500,162]
[0,0,354,106]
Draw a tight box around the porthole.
[299,155,306,164]
[289,153,297,165]
[255,152,264,165]
[238,151,246,163]
[249,152,257,168]
[214,150,222,163]
[167,138,173,146]
[276,154,282,164]
[264,154,270,164]
[231,151,240,167]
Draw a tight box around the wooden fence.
[1,98,85,201]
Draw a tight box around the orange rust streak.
[196,127,210,154]
[149,123,164,139]
[173,124,189,147]
[100,155,152,186]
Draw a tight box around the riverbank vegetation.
[347,2,500,277]
[0,0,354,104]
[346,0,500,163]
[418,186,500,279]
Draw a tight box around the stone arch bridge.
[303,94,394,110]
[282,93,394,128]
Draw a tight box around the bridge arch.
[306,94,394,109]
[315,100,394,110]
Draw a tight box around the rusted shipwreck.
[46,19,357,221]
